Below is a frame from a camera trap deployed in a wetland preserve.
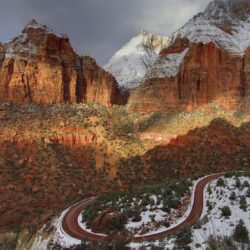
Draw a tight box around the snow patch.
[146,48,189,79]
[191,176,250,249]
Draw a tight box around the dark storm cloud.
[0,0,211,65]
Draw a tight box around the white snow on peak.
[2,19,69,60]
[23,19,68,39]
[23,19,54,33]
[104,29,170,90]
[170,0,250,56]
[105,0,250,90]
[3,33,38,59]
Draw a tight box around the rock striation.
[0,20,125,106]
[126,0,250,112]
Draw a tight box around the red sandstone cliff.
[112,0,250,112]
[127,41,249,112]
[0,20,125,106]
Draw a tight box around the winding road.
[62,172,225,242]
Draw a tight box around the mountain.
[126,0,250,112]
[104,29,169,90]
[0,19,126,106]
[1,0,250,111]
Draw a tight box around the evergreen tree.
[176,225,193,245]
[221,206,231,217]
[240,196,247,211]
[233,219,249,243]
[216,178,225,187]
[246,187,250,198]
[229,191,236,200]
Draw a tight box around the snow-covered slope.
[145,48,189,79]
[104,30,169,90]
[105,0,250,90]
[170,0,250,56]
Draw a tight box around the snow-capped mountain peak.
[170,0,250,55]
[104,29,169,90]
[3,19,68,60]
[105,0,250,90]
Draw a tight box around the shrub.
[206,200,213,211]
[239,196,247,211]
[131,209,142,222]
[246,187,250,198]
[206,235,237,250]
[207,184,212,195]
[175,225,192,245]
[193,219,202,229]
[216,178,225,187]
[243,180,249,188]
[235,178,241,189]
[221,206,231,217]
[229,191,236,201]
[164,221,170,228]
[233,219,249,243]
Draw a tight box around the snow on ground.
[79,176,203,237]
[191,175,250,249]
[128,175,250,250]
[126,179,196,236]
[78,214,106,237]
[31,207,81,250]
[33,174,250,249]
[50,207,81,248]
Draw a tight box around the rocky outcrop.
[80,56,127,106]
[128,42,249,112]
[0,20,125,106]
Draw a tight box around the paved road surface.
[62,173,225,242]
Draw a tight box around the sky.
[0,0,211,65]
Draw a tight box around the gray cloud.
[0,0,211,65]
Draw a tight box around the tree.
[221,206,231,217]
[175,225,193,245]
[229,191,236,201]
[207,184,212,195]
[216,178,225,187]
[206,200,213,211]
[235,178,241,189]
[243,180,250,188]
[246,187,250,198]
[239,196,247,211]
[233,219,249,243]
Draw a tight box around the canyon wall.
[0,21,125,107]
[127,42,250,112]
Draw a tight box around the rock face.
[127,0,250,112]
[0,20,125,106]
[80,56,126,106]
[128,42,247,112]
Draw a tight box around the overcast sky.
[0,0,211,65]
